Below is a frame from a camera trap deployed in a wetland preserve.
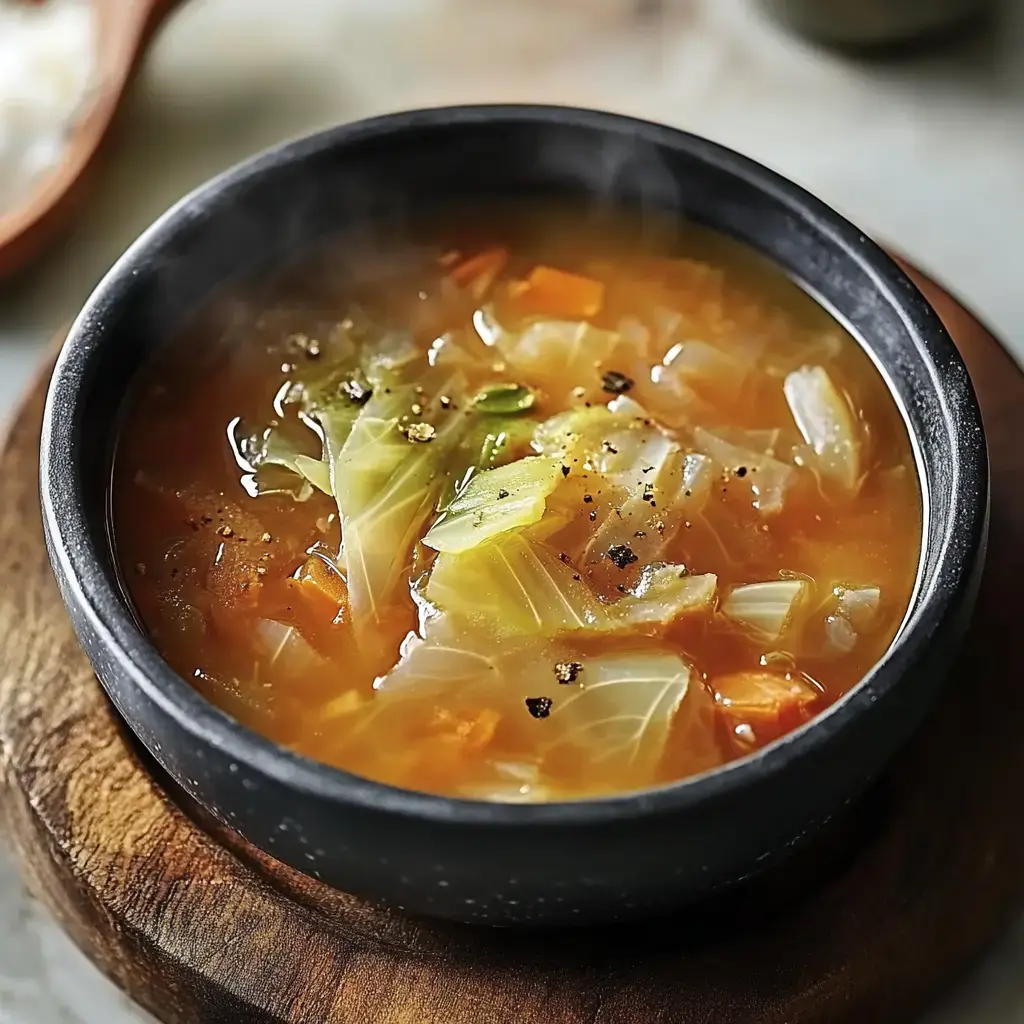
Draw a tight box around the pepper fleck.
[601,370,635,395]
[554,661,583,685]
[607,544,638,569]
[525,696,553,719]
[736,466,748,478]
[497,488,510,499]
[561,464,571,477]
[583,494,593,504]
[589,510,597,522]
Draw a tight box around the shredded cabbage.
[333,371,469,649]
[425,531,609,636]
[423,457,565,553]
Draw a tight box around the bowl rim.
[41,103,988,827]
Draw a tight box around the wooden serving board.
[1,263,1023,1024]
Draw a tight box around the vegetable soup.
[113,206,921,802]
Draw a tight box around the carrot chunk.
[712,671,820,753]
[448,248,508,300]
[512,265,605,319]
[288,554,348,622]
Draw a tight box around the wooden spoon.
[0,0,185,281]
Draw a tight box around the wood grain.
[1,266,1022,1023]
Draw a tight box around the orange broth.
[112,208,921,802]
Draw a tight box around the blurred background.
[1,1,1022,1021]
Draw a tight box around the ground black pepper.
[607,544,639,569]
[525,697,553,719]
[601,370,635,395]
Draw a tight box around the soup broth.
[113,205,921,802]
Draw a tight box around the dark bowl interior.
[41,106,988,926]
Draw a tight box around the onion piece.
[584,450,715,573]
[610,566,718,630]
[721,579,809,640]
[837,584,881,629]
[694,427,795,516]
[497,318,618,377]
[255,619,326,679]
[783,365,862,493]
[532,399,653,468]
[823,584,881,655]
[653,339,749,404]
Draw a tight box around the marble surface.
[2,0,1024,1020]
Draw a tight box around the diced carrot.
[288,554,348,623]
[512,265,605,319]
[712,671,820,753]
[448,247,509,300]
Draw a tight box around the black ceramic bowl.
[41,106,988,927]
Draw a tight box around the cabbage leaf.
[545,651,691,776]
[423,456,565,553]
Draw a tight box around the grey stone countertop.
[1,1,1022,1020]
